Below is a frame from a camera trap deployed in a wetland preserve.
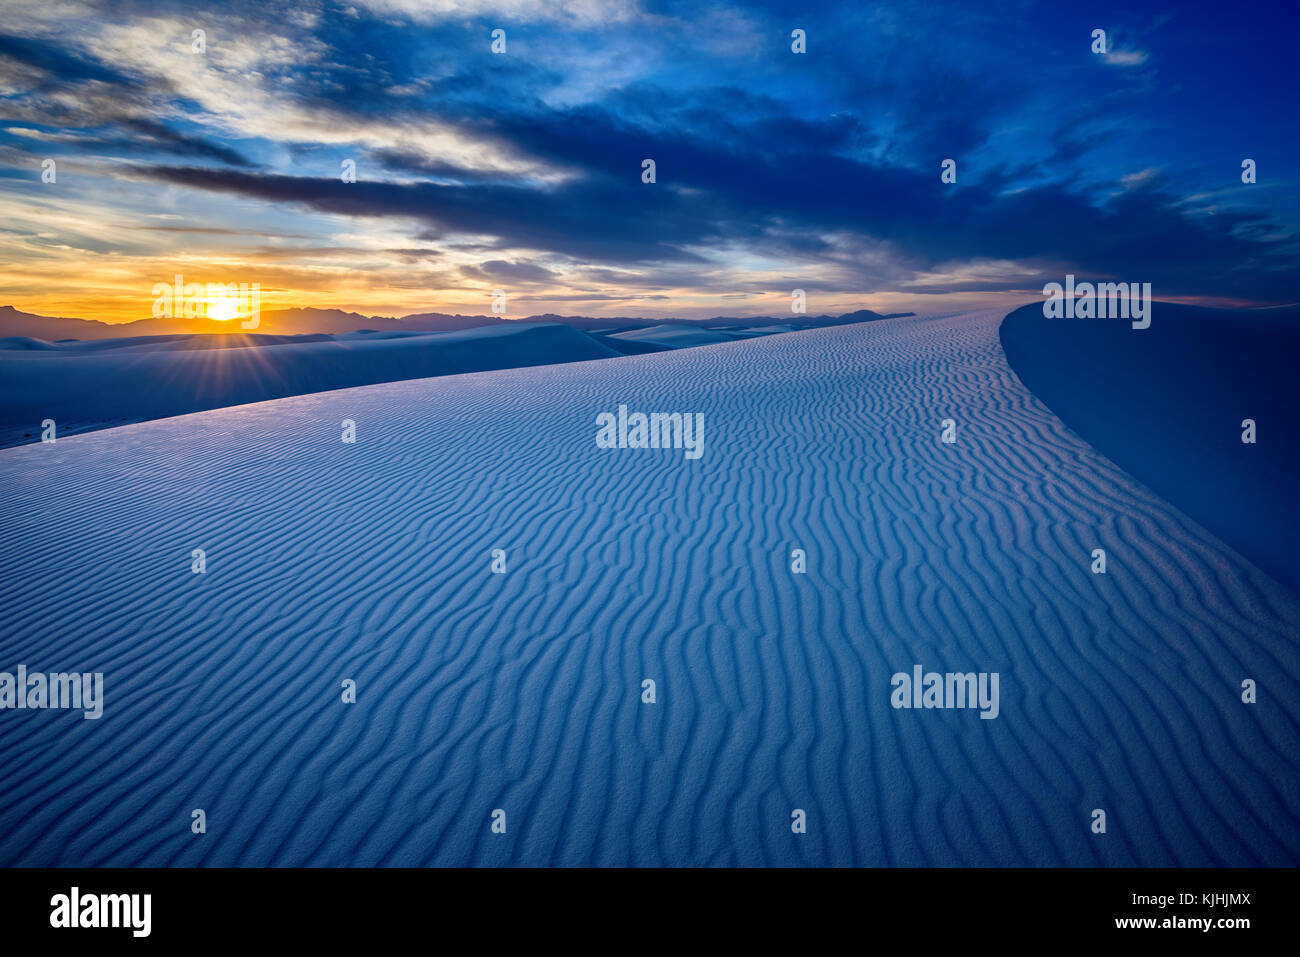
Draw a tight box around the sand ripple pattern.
[0,310,1297,866]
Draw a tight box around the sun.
[205,296,240,322]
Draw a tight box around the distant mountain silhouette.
[0,304,914,341]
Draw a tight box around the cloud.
[460,260,558,283]
[349,0,644,26]
[131,111,1299,302]
[1120,167,1161,190]
[0,0,1295,317]
[1102,49,1150,67]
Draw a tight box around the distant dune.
[608,323,741,348]
[0,323,621,447]
[1,310,1295,866]
[1001,301,1300,594]
[0,309,913,446]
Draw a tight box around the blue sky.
[0,0,1296,320]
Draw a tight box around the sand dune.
[0,310,1296,866]
[608,323,741,348]
[0,323,620,448]
[1001,301,1300,594]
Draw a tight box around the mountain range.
[0,305,912,341]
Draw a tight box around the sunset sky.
[1,0,1296,323]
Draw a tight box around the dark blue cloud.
[0,33,140,86]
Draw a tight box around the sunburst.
[205,296,240,322]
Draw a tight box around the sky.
[0,0,1297,322]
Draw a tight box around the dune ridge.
[0,309,1296,866]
